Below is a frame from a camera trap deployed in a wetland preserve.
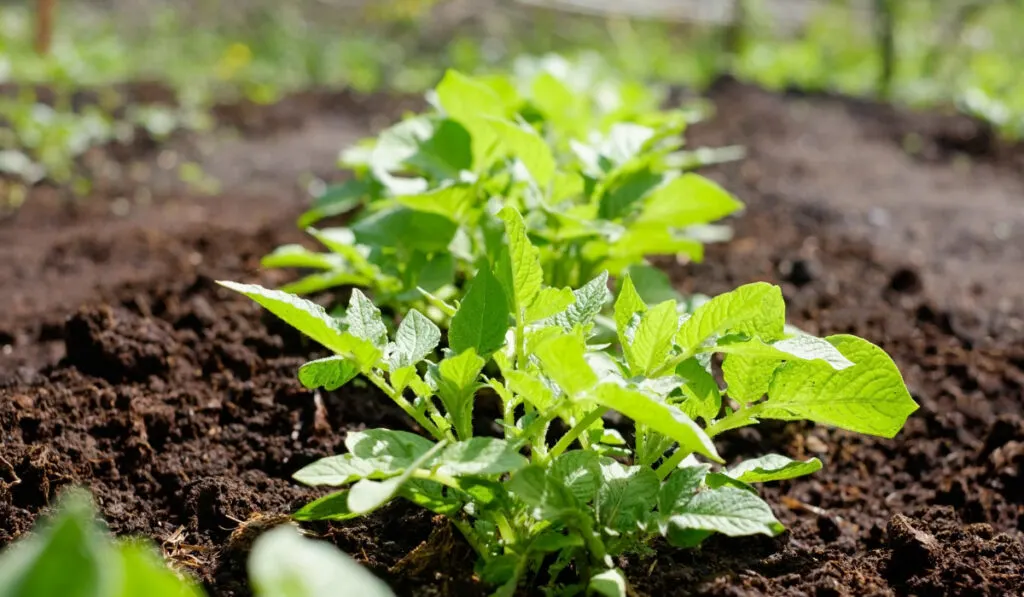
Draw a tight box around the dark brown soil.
[2,81,1023,597]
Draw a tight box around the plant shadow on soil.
[1,80,1023,596]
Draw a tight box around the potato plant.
[263,62,745,322]
[222,207,918,596]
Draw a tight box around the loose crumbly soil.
[1,81,1022,597]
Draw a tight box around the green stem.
[548,407,608,460]
[655,446,690,480]
[704,403,765,438]
[494,512,517,550]
[367,372,447,441]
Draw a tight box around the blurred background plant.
[2,0,1023,209]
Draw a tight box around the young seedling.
[222,207,917,596]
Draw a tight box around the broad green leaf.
[292,490,355,521]
[637,174,743,228]
[715,335,855,370]
[0,491,113,597]
[293,429,435,486]
[297,179,371,228]
[249,525,394,597]
[761,335,918,438]
[594,460,659,532]
[530,532,585,554]
[624,263,681,304]
[404,119,472,179]
[435,70,505,122]
[261,245,341,270]
[629,300,680,376]
[487,118,556,187]
[347,441,447,514]
[599,123,655,167]
[396,184,477,224]
[591,384,721,462]
[306,228,370,270]
[657,465,711,514]
[439,349,485,390]
[388,310,441,370]
[675,283,786,356]
[665,486,784,537]
[345,289,388,349]
[598,167,662,221]
[350,207,457,253]
[549,451,602,504]
[534,333,598,397]
[524,287,575,324]
[530,72,586,138]
[722,354,777,404]
[436,349,486,440]
[117,541,205,597]
[551,271,610,331]
[726,455,823,484]
[506,466,580,520]
[448,268,510,356]
[367,116,434,176]
[504,369,555,411]
[589,569,627,597]
[498,207,544,319]
[280,271,373,297]
[435,438,527,477]
[675,358,722,423]
[298,356,360,391]
[613,274,646,362]
[604,224,704,264]
[218,282,357,356]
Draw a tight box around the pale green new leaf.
[591,384,721,462]
[437,349,486,440]
[722,354,778,404]
[435,70,505,122]
[487,118,556,187]
[614,274,646,363]
[498,206,544,319]
[435,438,528,477]
[249,525,394,597]
[675,282,785,356]
[726,455,823,484]
[525,287,576,324]
[629,299,680,376]
[534,333,598,398]
[345,289,388,349]
[298,356,360,391]
[666,486,784,537]
[504,369,555,411]
[637,174,743,228]
[448,268,510,356]
[588,569,627,597]
[218,282,356,357]
[675,358,722,423]
[388,310,441,370]
[715,335,855,370]
[261,245,341,270]
[292,429,435,487]
[761,335,918,438]
[396,184,477,224]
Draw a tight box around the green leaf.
[435,70,505,122]
[387,310,441,370]
[534,333,598,397]
[589,569,627,597]
[594,460,659,532]
[613,274,646,363]
[591,384,721,463]
[551,271,610,331]
[279,271,372,297]
[658,465,711,514]
[217,282,360,357]
[506,466,580,520]
[396,184,477,224]
[306,228,370,270]
[435,438,527,477]
[448,268,510,356]
[675,358,722,423]
[0,491,113,597]
[761,335,918,438]
[548,451,602,504]
[347,441,447,515]
[404,119,473,179]
[524,287,575,324]
[505,369,555,411]
[722,354,778,404]
[498,206,544,320]
[624,263,681,305]
[297,179,371,228]
[628,300,680,376]
[487,118,556,186]
[675,282,785,356]
[261,245,341,270]
[117,541,205,597]
[293,429,435,487]
[345,289,388,349]
[726,455,823,484]
[292,491,356,521]
[715,334,855,370]
[436,349,486,440]
[665,486,784,537]
[637,174,743,228]
[298,356,360,391]
[249,525,394,597]
[598,167,663,221]
[351,207,457,254]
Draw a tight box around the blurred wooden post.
[874,0,895,99]
[35,0,55,55]
[724,0,748,64]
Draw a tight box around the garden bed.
[1,81,1022,596]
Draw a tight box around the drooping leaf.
[591,384,721,462]
[664,486,784,538]
[298,356,360,391]
[588,568,627,597]
[448,268,510,356]
[347,441,447,515]
[637,174,743,228]
[761,335,918,438]
[261,245,341,271]
[293,429,436,487]
[435,438,528,477]
[249,525,394,597]
[387,310,441,370]
[534,333,598,398]
[714,334,855,370]
[725,455,823,484]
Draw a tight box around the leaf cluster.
[263,61,745,323]
[222,207,918,595]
